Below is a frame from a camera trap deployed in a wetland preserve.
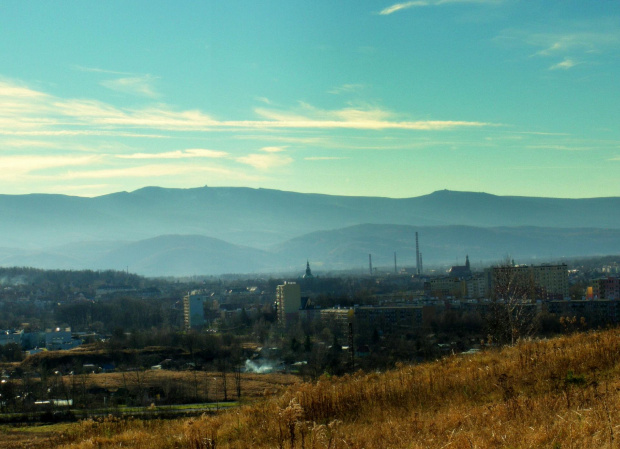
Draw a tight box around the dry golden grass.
[61,370,300,401]
[19,329,620,448]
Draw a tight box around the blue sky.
[0,1,618,198]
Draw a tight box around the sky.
[0,1,619,199]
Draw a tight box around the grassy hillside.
[21,328,620,448]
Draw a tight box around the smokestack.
[369,254,373,276]
[419,253,423,275]
[394,252,397,274]
[415,232,420,276]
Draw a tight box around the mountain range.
[0,186,618,276]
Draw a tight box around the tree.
[487,261,538,345]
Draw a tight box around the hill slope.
[48,328,620,448]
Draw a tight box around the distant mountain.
[1,225,618,276]
[0,186,619,275]
[0,235,276,277]
[1,186,619,251]
[93,235,276,277]
[271,224,620,271]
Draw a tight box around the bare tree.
[487,259,538,345]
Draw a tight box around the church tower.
[304,260,313,279]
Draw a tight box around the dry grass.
[62,370,300,401]
[17,328,620,448]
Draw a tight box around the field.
[51,369,301,401]
[4,328,620,448]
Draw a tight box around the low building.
[426,277,465,298]
[354,305,434,333]
[0,329,23,346]
[592,277,620,300]
[546,299,620,326]
[45,328,81,351]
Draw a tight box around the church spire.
[304,260,313,278]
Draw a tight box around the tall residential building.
[183,291,206,330]
[490,263,569,300]
[275,282,301,326]
[465,273,488,299]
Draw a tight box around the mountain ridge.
[1,186,619,275]
[1,224,618,276]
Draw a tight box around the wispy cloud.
[236,153,294,170]
[101,75,159,98]
[117,149,229,159]
[549,58,579,70]
[0,79,491,137]
[496,27,619,70]
[379,0,499,15]
[0,80,47,98]
[0,154,100,174]
[56,164,236,180]
[328,84,365,95]
[73,66,134,76]
[530,31,619,56]
[253,103,490,130]
[304,156,348,160]
[0,129,169,138]
[526,144,592,151]
[260,146,287,153]
[0,139,57,148]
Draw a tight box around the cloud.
[0,79,491,137]
[0,129,169,138]
[549,58,578,70]
[253,104,490,130]
[526,144,592,151]
[0,81,47,98]
[531,32,619,57]
[304,157,348,160]
[379,0,499,15]
[57,164,235,180]
[0,139,57,148]
[497,28,620,63]
[236,153,294,170]
[117,149,229,159]
[260,146,287,153]
[379,1,429,15]
[328,84,365,95]
[0,154,100,174]
[101,75,159,98]
[74,66,134,76]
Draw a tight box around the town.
[1,255,618,419]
